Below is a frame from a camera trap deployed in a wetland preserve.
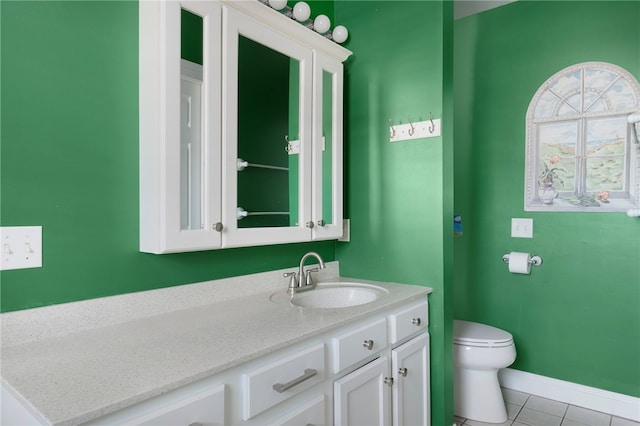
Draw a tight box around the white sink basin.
[289,282,388,309]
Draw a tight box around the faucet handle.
[284,272,299,294]
[304,268,319,287]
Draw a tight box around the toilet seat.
[454,320,514,348]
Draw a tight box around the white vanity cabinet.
[240,343,325,420]
[266,395,326,426]
[333,300,430,426]
[139,0,351,254]
[391,333,430,426]
[122,385,226,426]
[91,299,429,426]
[86,382,227,425]
[334,355,392,425]
[331,317,388,373]
[87,339,329,426]
[1,280,429,426]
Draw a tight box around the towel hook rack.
[428,112,435,134]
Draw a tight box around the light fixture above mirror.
[259,0,349,44]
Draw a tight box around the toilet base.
[454,367,507,423]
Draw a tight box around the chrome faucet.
[298,251,325,288]
[284,251,326,294]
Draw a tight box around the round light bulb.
[292,2,311,22]
[332,25,348,43]
[268,0,287,10]
[313,14,331,34]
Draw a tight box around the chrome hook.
[428,112,435,134]
[389,118,396,138]
[408,115,415,136]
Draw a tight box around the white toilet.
[453,320,517,423]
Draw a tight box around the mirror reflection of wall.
[237,36,297,229]
[181,9,203,64]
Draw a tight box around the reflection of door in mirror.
[180,9,204,231]
[180,60,203,230]
[237,35,298,229]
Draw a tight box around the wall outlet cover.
[1,226,43,270]
[511,218,533,238]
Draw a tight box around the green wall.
[454,1,640,397]
[9,0,637,423]
[0,0,334,312]
[334,1,454,424]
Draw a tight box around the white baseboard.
[498,368,640,422]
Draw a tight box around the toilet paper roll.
[508,252,531,274]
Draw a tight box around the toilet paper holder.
[502,254,543,266]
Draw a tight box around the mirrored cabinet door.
[140,1,222,253]
[222,7,313,247]
[312,53,344,240]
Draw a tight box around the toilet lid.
[453,320,513,348]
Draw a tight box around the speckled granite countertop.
[0,263,432,425]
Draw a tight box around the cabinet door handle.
[363,339,374,350]
[213,222,223,232]
[398,367,408,377]
[272,368,318,393]
[384,377,394,386]
[412,317,421,326]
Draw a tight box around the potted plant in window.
[538,156,565,204]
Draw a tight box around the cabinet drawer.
[332,318,387,373]
[124,384,225,426]
[267,395,325,426]
[389,300,428,344]
[242,343,324,420]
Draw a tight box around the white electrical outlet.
[511,218,533,238]
[0,226,43,271]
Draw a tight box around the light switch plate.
[511,218,533,238]
[0,226,43,270]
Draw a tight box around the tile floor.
[454,388,640,426]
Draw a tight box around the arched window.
[525,62,640,211]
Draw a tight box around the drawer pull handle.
[398,367,408,377]
[363,339,374,350]
[273,368,318,393]
[189,423,203,426]
[412,317,421,326]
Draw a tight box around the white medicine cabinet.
[140,0,351,254]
